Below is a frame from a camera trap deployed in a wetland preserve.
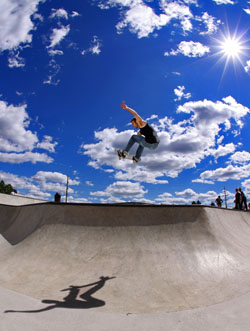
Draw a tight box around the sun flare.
[221,37,242,58]
[211,27,250,81]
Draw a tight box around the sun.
[211,27,250,77]
[220,36,243,59]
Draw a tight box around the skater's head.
[131,118,139,128]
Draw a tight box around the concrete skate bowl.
[1,203,250,314]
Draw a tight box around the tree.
[192,200,202,205]
[0,180,17,194]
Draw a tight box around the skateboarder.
[117,101,160,163]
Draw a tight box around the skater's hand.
[121,101,127,110]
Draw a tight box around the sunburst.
[220,36,243,59]
[211,27,250,79]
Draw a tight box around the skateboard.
[116,149,134,161]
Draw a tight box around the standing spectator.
[239,187,248,211]
[215,196,223,208]
[54,192,61,203]
[234,188,241,210]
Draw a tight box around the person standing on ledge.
[215,195,223,208]
[117,101,160,163]
[239,187,248,211]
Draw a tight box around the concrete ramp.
[0,192,48,206]
[1,204,250,315]
[0,203,204,245]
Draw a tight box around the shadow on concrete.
[4,276,115,313]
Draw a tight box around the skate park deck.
[1,201,250,330]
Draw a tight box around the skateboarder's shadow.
[4,276,115,314]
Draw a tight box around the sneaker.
[117,150,127,159]
[132,156,140,164]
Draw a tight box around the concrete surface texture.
[1,203,250,330]
[0,192,48,206]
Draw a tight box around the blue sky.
[1,0,250,206]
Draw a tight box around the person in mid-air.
[117,101,160,163]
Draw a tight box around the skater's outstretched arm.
[121,101,146,126]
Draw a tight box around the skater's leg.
[135,144,144,160]
[124,135,141,153]
[124,135,159,161]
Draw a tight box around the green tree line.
[0,180,17,194]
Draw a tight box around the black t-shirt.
[140,123,160,144]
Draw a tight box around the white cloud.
[115,168,168,184]
[48,25,70,48]
[32,13,43,22]
[36,136,58,153]
[146,114,158,121]
[0,101,38,152]
[229,151,250,165]
[160,1,194,32]
[177,96,249,129]
[199,12,220,35]
[86,181,94,186]
[89,36,102,55]
[27,189,51,199]
[50,8,69,20]
[0,152,53,164]
[97,0,196,38]
[32,171,80,197]
[156,189,218,205]
[244,8,250,15]
[210,143,236,160]
[67,197,90,203]
[82,36,102,55]
[116,2,169,38]
[192,178,215,184]
[183,0,198,4]
[0,170,80,199]
[174,85,191,101]
[199,164,250,182]
[48,49,64,56]
[241,179,250,198]
[0,0,42,51]
[0,99,58,164]
[244,60,250,74]
[8,51,25,68]
[0,171,38,193]
[175,188,196,198]
[165,41,210,57]
[212,0,235,4]
[71,11,80,18]
[217,135,224,145]
[43,59,61,85]
[90,181,147,199]
[33,171,80,186]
